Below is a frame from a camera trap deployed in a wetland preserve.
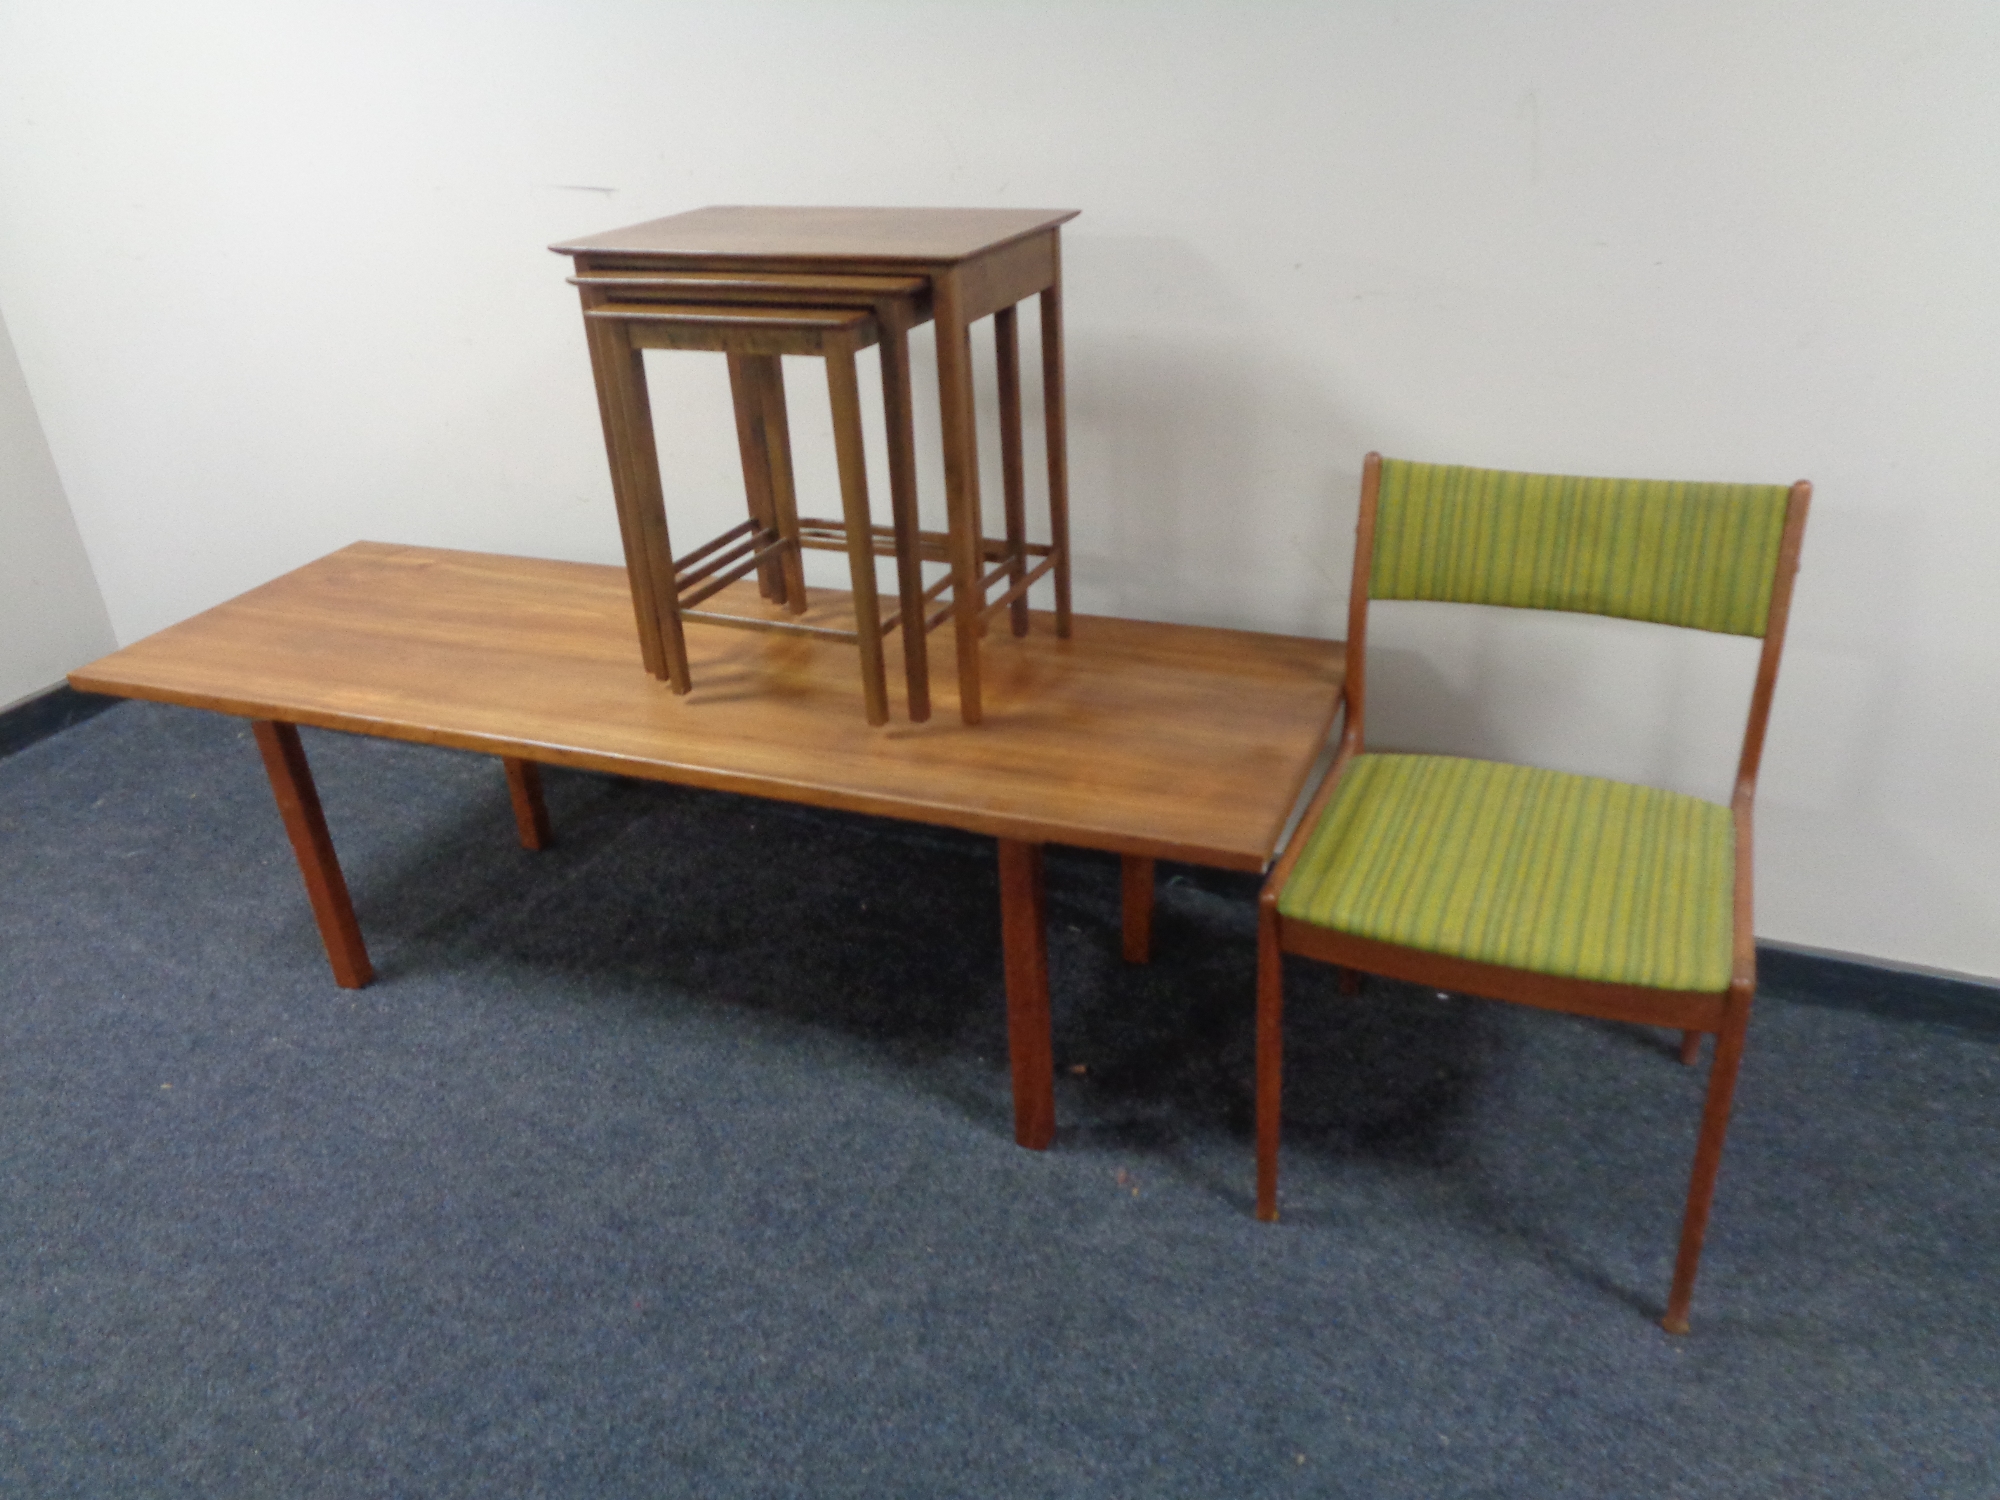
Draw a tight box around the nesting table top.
[551,205,1081,265]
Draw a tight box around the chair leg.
[877,319,931,722]
[825,340,891,727]
[1662,995,1752,1334]
[995,305,1030,638]
[1255,896,1285,1222]
[1678,1029,1703,1065]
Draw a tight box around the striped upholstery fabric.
[1372,460,1792,637]
[1278,754,1735,992]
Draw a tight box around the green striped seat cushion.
[1374,460,1792,637]
[1278,754,1735,992]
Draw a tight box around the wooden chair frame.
[1257,451,1811,1333]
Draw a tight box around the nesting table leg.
[588,320,691,691]
[252,720,373,989]
[995,306,1031,638]
[877,320,932,722]
[583,321,672,680]
[932,270,987,725]
[726,352,788,604]
[1040,269,1074,638]
[741,355,811,613]
[825,340,892,727]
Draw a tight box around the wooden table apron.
[71,542,1344,1151]
[553,207,1082,724]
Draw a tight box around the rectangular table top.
[550,206,1080,266]
[71,543,1343,871]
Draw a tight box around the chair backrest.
[1345,454,1810,794]
[1370,459,1794,638]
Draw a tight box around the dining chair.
[1257,452,1810,1333]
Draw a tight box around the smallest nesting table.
[580,297,917,726]
[552,206,1081,725]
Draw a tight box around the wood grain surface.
[551,206,1080,264]
[73,543,1343,870]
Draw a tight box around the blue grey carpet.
[1,701,1994,1498]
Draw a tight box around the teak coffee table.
[552,205,1081,725]
[71,543,1343,1149]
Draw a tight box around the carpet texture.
[1,701,1994,1498]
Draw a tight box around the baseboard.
[1757,941,2000,1041]
[0,682,123,761]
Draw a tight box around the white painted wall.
[0,1,1994,977]
[0,305,113,708]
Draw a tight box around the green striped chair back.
[1371,460,1793,637]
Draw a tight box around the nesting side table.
[552,206,1081,725]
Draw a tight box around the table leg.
[1039,242,1073,638]
[502,757,553,851]
[998,838,1055,1149]
[1120,854,1154,964]
[1663,993,1752,1335]
[995,305,1030,638]
[252,720,372,989]
[932,268,986,724]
